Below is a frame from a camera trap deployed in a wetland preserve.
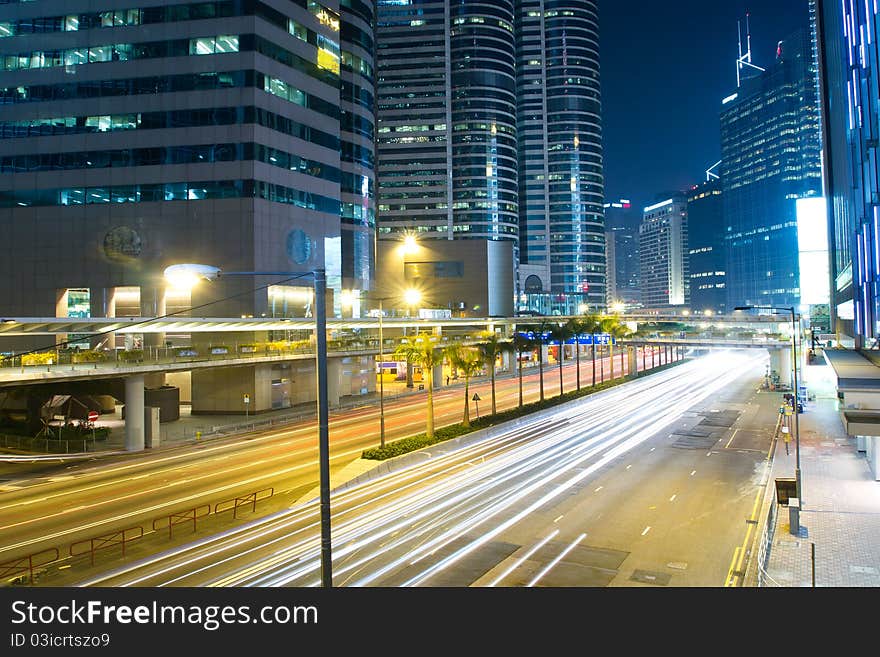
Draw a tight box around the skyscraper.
[720,16,823,310]
[0,0,375,322]
[516,0,605,314]
[603,198,640,308]
[816,0,874,345]
[687,178,726,314]
[375,0,604,316]
[639,194,688,308]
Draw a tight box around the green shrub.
[362,359,688,461]
[72,349,106,363]
[119,349,143,362]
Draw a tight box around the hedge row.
[362,358,688,461]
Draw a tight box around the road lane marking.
[488,530,559,587]
[691,470,697,476]
[725,474,767,587]
[553,515,564,523]
[526,533,586,587]
[669,494,677,502]
[725,429,739,449]
[641,526,651,536]
[594,486,603,492]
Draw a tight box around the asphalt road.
[0,347,667,584]
[67,349,773,587]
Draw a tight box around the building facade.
[603,198,640,308]
[686,179,726,314]
[720,21,823,310]
[639,195,688,308]
[0,0,377,325]
[375,0,604,317]
[816,0,875,345]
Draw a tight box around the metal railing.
[152,504,212,540]
[214,487,275,519]
[0,547,59,584]
[69,526,144,565]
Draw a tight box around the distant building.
[720,22,823,310]
[604,199,641,308]
[686,179,726,314]
[639,195,689,308]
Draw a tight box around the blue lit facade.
[816,0,879,345]
[720,23,823,311]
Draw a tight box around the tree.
[393,333,442,439]
[445,343,484,428]
[600,316,632,380]
[511,331,533,408]
[477,330,509,416]
[566,317,589,391]
[531,319,555,401]
[549,322,573,397]
[580,313,603,387]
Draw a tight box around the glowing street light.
[163,263,333,588]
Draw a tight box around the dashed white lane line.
[641,526,651,536]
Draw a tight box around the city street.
[58,349,771,587]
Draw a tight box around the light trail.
[76,350,765,588]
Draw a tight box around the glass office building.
[687,179,726,314]
[376,0,604,316]
[639,194,688,308]
[0,0,376,320]
[720,22,823,311]
[816,0,879,345]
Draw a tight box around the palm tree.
[477,330,509,416]
[393,333,442,439]
[549,322,573,397]
[445,343,484,428]
[532,319,555,401]
[600,316,632,380]
[581,313,602,387]
[511,331,533,408]
[566,317,588,391]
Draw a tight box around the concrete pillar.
[125,375,145,452]
[770,348,793,389]
[89,287,117,350]
[140,286,166,349]
[866,436,880,481]
[327,358,341,407]
[144,407,160,448]
[501,350,511,373]
[628,347,638,377]
[432,362,443,389]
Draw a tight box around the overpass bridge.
[0,314,793,452]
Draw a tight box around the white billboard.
[796,197,830,305]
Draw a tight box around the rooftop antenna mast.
[736,12,766,88]
[706,160,722,182]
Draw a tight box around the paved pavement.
[748,357,880,587]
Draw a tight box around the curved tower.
[517,0,605,313]
[449,0,519,244]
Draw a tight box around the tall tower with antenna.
[736,13,766,87]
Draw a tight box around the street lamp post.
[164,264,333,587]
[735,305,802,509]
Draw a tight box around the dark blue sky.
[599,0,812,211]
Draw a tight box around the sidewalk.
[751,358,880,587]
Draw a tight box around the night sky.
[599,0,812,211]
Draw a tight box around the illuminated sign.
[796,197,830,305]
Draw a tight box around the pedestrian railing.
[214,487,275,519]
[152,504,212,540]
[69,526,144,566]
[0,547,60,584]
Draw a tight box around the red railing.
[69,526,144,565]
[0,547,60,584]
[152,504,212,540]
[214,487,275,519]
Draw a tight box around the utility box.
[775,477,797,505]
[144,406,160,448]
[788,498,800,535]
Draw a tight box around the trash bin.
[774,477,797,505]
[788,498,800,535]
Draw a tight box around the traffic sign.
[243,394,250,404]
[472,393,481,402]
[87,410,99,423]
